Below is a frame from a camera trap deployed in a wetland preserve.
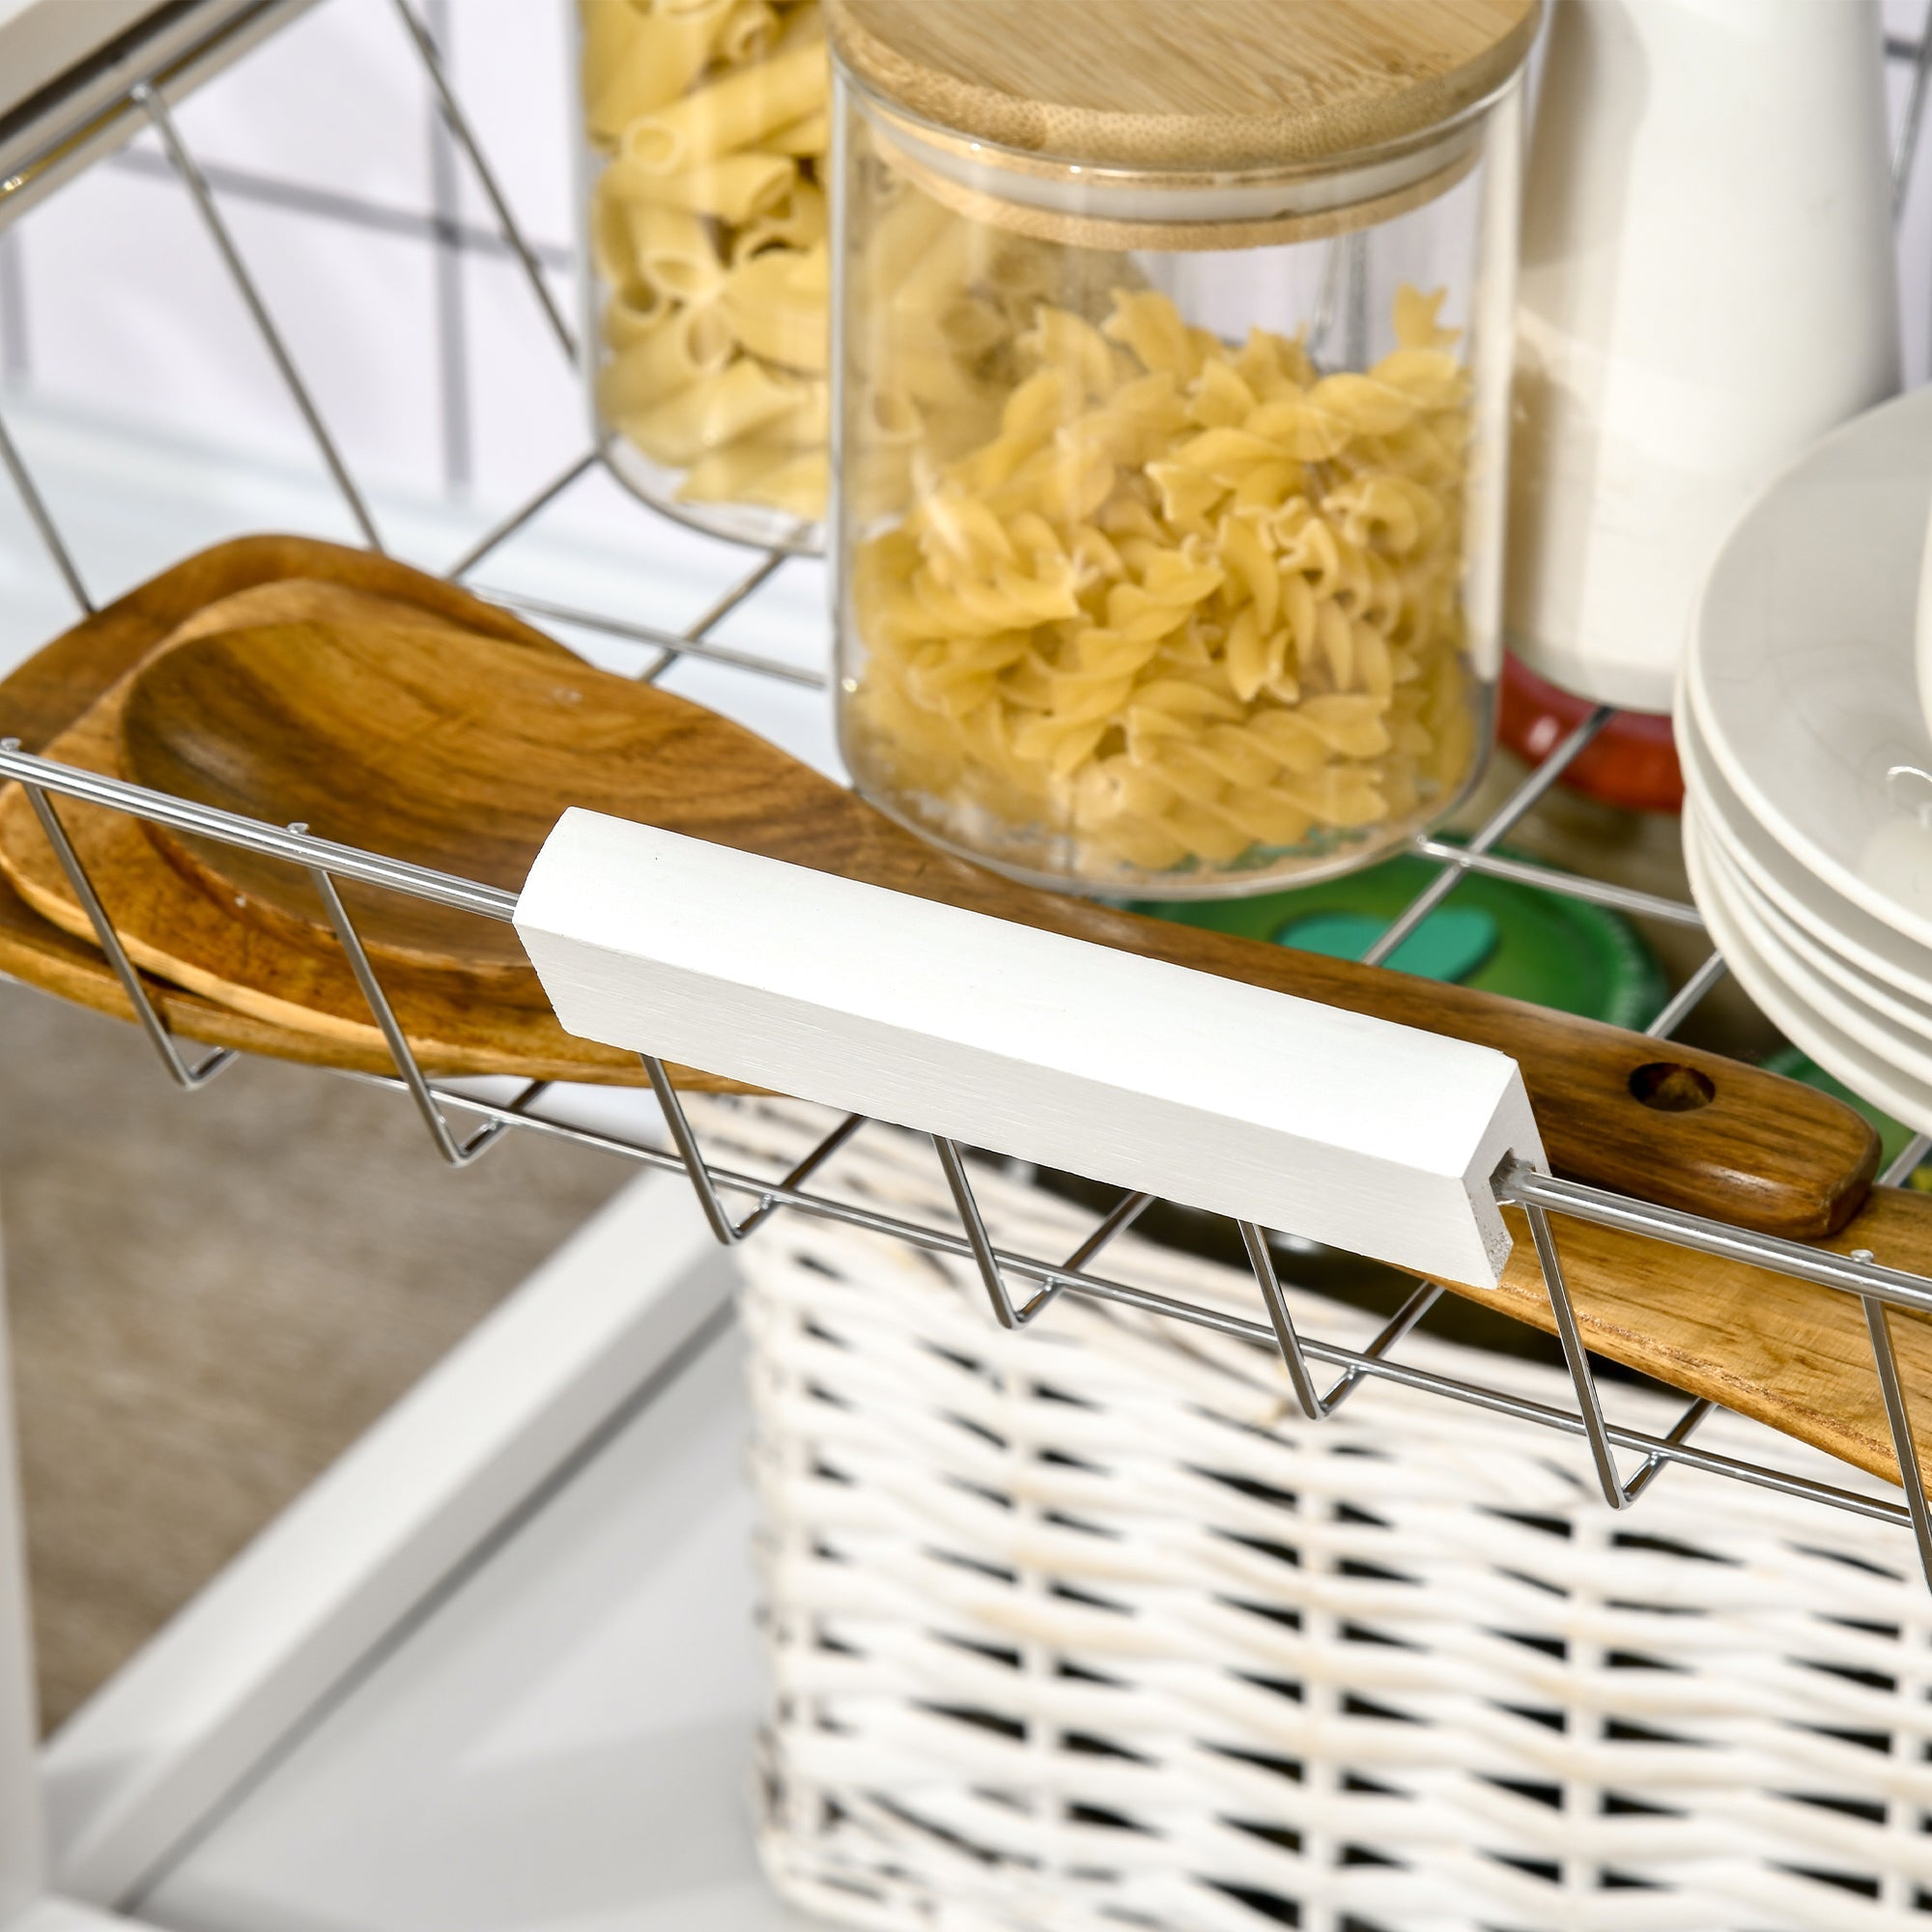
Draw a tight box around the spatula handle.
[1059,902,1882,1243]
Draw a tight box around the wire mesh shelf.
[3,0,1932,1585]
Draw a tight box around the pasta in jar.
[827,0,1531,896]
[847,284,1479,882]
[580,0,831,548]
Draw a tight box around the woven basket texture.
[692,1098,1932,1932]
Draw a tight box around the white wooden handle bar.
[514,811,1547,1288]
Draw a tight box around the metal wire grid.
[2,0,1932,1577]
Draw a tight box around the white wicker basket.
[698,1098,1932,1932]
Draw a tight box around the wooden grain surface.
[0,541,722,1090]
[0,536,1882,1236]
[827,0,1541,169]
[1471,1192,1932,1492]
[124,599,576,982]
[1,538,1929,1490]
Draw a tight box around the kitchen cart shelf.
[5,6,1932,1929]
[1,0,1931,1588]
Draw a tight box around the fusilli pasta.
[847,283,1479,880]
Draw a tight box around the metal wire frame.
[0,734,1930,1570]
[1,0,1932,1581]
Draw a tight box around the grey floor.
[0,982,632,1731]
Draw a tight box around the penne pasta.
[581,0,641,112]
[620,355,806,467]
[624,200,726,300]
[864,387,924,448]
[589,167,638,288]
[597,304,734,416]
[582,0,829,527]
[721,245,830,373]
[729,180,825,262]
[760,108,828,157]
[604,282,670,349]
[586,2,730,145]
[680,432,810,501]
[620,39,825,174]
[716,0,780,64]
[757,376,830,448]
[616,152,796,223]
[774,0,826,49]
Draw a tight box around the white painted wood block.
[515,813,1546,1287]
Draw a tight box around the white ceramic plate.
[1686,382,1932,953]
[1688,806,1932,1089]
[1689,781,1932,1045]
[1684,809,1932,1132]
[1675,691,1932,1006]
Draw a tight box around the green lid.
[1129,842,1665,1031]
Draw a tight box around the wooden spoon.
[3,535,1930,1492]
[0,575,734,1091]
[66,611,1879,1241]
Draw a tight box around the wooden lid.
[826,0,1540,174]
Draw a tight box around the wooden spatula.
[57,611,1878,1242]
[2,536,1929,1494]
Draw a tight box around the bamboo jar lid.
[824,0,1541,175]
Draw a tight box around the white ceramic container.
[1509,0,1900,712]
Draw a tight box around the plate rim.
[1687,806,1932,1085]
[1690,796,1932,1045]
[1675,690,1932,1005]
[1683,809,1932,1134]
[1685,383,1932,954]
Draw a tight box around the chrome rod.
[0,407,92,612]
[1898,15,1932,211]
[934,1135,1025,1328]
[388,0,578,361]
[1864,1280,1932,1585]
[1499,1161,1932,1319]
[640,553,789,684]
[136,82,384,551]
[641,1054,744,1245]
[323,1065,1932,1533]
[310,866,505,1165]
[444,449,599,580]
[1314,1277,1447,1420]
[1364,706,1614,966]
[0,742,517,923]
[1063,1191,1154,1276]
[1883,1133,1932,1189]
[1240,1219,1331,1420]
[1407,838,1707,929]
[731,1113,866,1239]
[1621,1396,1717,1505]
[19,783,233,1090]
[474,583,825,688]
[1524,1199,1630,1508]
[1645,950,1728,1038]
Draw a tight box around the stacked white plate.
[1679,383,1932,1133]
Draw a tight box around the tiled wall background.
[2,1,1932,558]
[0,0,598,524]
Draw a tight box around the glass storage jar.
[577,0,832,552]
[828,0,1536,897]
